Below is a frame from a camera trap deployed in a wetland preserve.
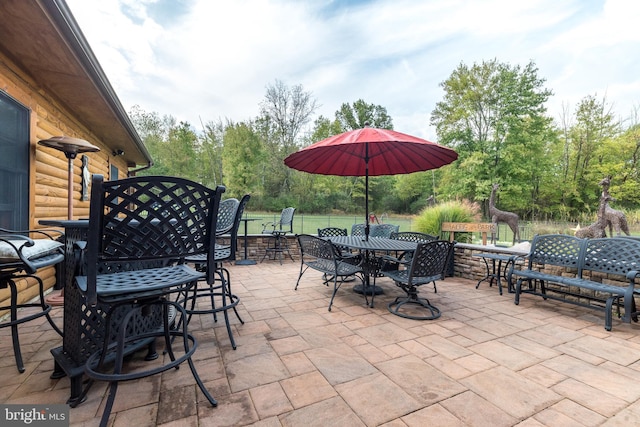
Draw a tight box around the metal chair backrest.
[85,174,224,305]
[318,227,347,238]
[406,240,454,286]
[217,198,240,235]
[351,224,366,236]
[278,207,295,233]
[390,231,438,243]
[370,223,399,238]
[297,234,340,265]
[225,194,251,259]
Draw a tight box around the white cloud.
[66,0,640,140]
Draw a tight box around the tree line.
[130,59,639,222]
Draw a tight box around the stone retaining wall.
[236,236,631,290]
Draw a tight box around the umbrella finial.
[364,121,371,128]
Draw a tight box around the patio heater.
[38,136,100,305]
[38,136,100,219]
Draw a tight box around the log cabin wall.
[0,51,129,311]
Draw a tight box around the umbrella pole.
[365,142,369,241]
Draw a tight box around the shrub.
[414,199,481,242]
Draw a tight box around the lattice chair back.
[527,234,582,269]
[370,223,399,238]
[390,231,438,243]
[351,224,366,236]
[84,175,224,306]
[318,227,347,238]
[217,198,240,235]
[407,240,454,286]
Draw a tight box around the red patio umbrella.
[284,126,458,239]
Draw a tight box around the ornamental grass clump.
[415,199,481,242]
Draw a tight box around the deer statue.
[488,183,520,244]
[598,176,630,236]
[575,194,611,238]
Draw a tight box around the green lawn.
[243,212,414,235]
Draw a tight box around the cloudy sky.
[66,0,639,141]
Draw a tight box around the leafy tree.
[259,80,318,195]
[430,59,555,219]
[164,121,200,182]
[562,94,620,214]
[199,119,225,188]
[221,120,265,198]
[335,99,393,130]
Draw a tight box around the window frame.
[0,91,30,230]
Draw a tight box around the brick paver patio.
[2,259,640,426]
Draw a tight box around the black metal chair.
[72,175,223,427]
[295,234,364,311]
[261,207,296,264]
[317,227,358,283]
[381,232,439,288]
[0,228,65,373]
[182,194,250,349]
[381,240,453,320]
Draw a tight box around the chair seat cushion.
[0,239,63,262]
[75,264,204,301]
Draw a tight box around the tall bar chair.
[72,175,224,427]
[182,194,250,349]
[261,207,296,264]
[0,228,65,372]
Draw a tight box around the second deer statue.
[575,194,611,239]
[598,176,630,236]
[489,183,520,245]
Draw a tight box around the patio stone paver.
[544,399,608,426]
[401,403,467,427]
[551,378,626,418]
[280,371,337,408]
[376,354,466,404]
[544,354,640,402]
[439,390,517,427]
[3,260,640,426]
[335,373,422,426]
[249,382,294,419]
[279,396,365,427]
[304,344,378,385]
[468,339,541,370]
[460,366,561,419]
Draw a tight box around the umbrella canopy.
[284,126,458,239]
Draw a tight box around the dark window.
[110,164,119,180]
[0,92,29,230]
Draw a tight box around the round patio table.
[324,236,418,302]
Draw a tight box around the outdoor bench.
[509,234,640,330]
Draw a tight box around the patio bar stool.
[181,194,250,349]
[0,228,65,373]
[261,207,296,264]
[71,175,223,427]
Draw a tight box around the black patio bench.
[509,234,640,331]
